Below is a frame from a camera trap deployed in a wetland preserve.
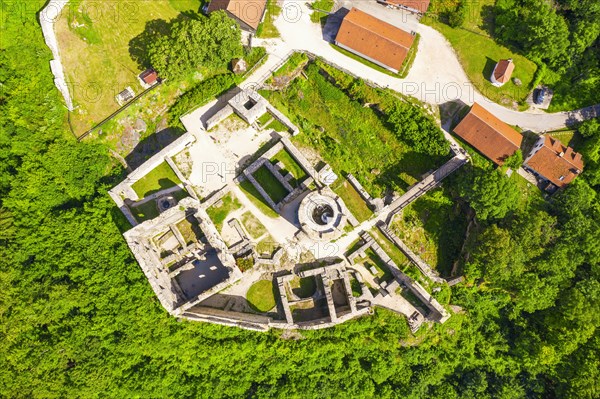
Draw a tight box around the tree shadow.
[376,151,448,192]
[128,14,196,70]
[479,5,496,36]
[125,126,185,170]
[439,100,469,132]
[483,56,496,83]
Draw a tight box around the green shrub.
[448,1,468,28]
[168,73,235,126]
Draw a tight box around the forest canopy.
[0,2,598,398]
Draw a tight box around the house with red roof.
[523,135,584,191]
[335,8,416,73]
[453,103,523,165]
[490,59,515,87]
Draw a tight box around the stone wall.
[40,0,74,111]
[109,132,196,226]
[348,231,450,323]
[377,222,445,284]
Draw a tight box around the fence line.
[77,81,163,141]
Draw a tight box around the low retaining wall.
[39,0,73,110]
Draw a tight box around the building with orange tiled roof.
[453,103,523,165]
[206,0,267,32]
[523,135,584,190]
[335,8,416,73]
[376,0,431,14]
[490,59,515,87]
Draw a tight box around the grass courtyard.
[331,178,373,223]
[131,161,182,198]
[206,193,242,232]
[239,180,279,218]
[422,0,537,109]
[252,166,290,204]
[240,212,267,240]
[270,149,308,187]
[246,280,276,312]
[390,188,468,277]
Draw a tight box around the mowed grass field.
[423,0,537,109]
[55,0,201,134]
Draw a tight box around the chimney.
[559,151,564,157]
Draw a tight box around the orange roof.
[493,59,515,84]
[207,0,267,30]
[525,135,584,188]
[139,69,158,85]
[384,0,431,13]
[453,103,523,165]
[335,8,415,72]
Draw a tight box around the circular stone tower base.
[298,189,347,241]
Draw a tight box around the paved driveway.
[271,0,599,132]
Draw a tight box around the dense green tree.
[1,3,600,398]
[458,169,520,220]
[495,0,571,68]
[147,12,242,80]
[387,102,449,156]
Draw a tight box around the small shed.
[138,68,159,88]
[490,59,515,87]
[116,87,135,106]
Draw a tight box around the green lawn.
[289,277,317,298]
[240,211,267,239]
[131,162,182,198]
[246,280,276,312]
[270,149,308,187]
[131,200,160,223]
[257,112,273,127]
[239,180,279,218]
[331,178,373,223]
[545,130,576,147]
[175,216,203,245]
[206,193,242,231]
[55,0,202,135]
[263,61,445,197]
[256,0,281,38]
[252,165,290,204]
[422,0,537,108]
[265,118,290,133]
[256,235,278,257]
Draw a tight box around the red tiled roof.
[207,0,267,30]
[453,103,523,165]
[493,59,515,84]
[335,8,415,72]
[525,135,584,188]
[139,69,158,85]
[384,0,430,13]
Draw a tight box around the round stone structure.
[157,195,177,213]
[298,190,347,241]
